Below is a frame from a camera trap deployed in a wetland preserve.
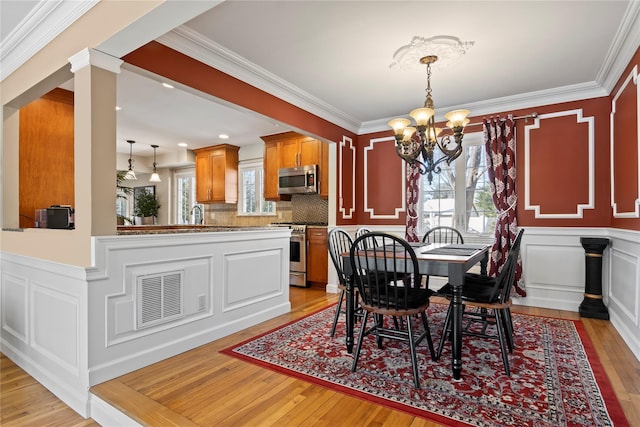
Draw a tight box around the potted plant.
[133,189,160,224]
[116,170,134,225]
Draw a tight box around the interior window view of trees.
[421,135,496,235]
[238,160,276,216]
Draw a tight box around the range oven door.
[289,233,307,287]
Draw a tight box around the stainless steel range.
[270,223,308,287]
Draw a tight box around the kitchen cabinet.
[319,140,329,198]
[280,135,320,168]
[263,140,280,201]
[261,131,328,199]
[306,226,328,285]
[194,144,239,204]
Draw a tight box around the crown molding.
[359,82,609,135]
[597,0,640,94]
[157,27,362,134]
[0,0,99,81]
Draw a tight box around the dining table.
[342,241,490,381]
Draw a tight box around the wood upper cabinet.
[263,140,280,200]
[276,132,321,168]
[306,227,328,284]
[319,140,329,198]
[261,131,328,199]
[194,144,239,204]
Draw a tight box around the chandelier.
[124,140,137,180]
[388,55,470,184]
[149,144,161,182]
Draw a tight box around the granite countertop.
[116,225,275,235]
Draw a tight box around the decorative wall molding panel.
[0,229,290,418]
[610,64,640,218]
[363,136,405,219]
[339,136,355,220]
[0,253,90,417]
[524,110,595,218]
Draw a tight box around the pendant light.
[124,140,137,180]
[149,144,161,182]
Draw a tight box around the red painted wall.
[610,46,640,231]
[123,41,639,232]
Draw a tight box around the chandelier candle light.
[149,144,161,182]
[389,55,470,184]
[124,139,137,180]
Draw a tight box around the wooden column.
[579,237,610,320]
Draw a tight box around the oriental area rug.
[221,304,629,427]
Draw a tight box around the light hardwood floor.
[2,288,639,426]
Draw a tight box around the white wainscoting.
[0,228,291,418]
[0,253,90,416]
[87,229,291,385]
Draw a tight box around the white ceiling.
[1,1,638,158]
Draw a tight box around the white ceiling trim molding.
[363,136,405,220]
[597,0,640,95]
[359,81,607,135]
[0,0,99,81]
[157,27,361,134]
[524,110,595,219]
[610,65,640,218]
[69,48,123,74]
[339,136,356,220]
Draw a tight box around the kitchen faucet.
[190,205,203,224]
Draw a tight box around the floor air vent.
[136,271,183,329]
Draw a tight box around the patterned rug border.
[220,303,629,427]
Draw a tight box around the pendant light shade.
[124,140,137,180]
[149,144,161,182]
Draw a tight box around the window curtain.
[483,116,525,296]
[405,163,420,242]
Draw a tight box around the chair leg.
[436,303,453,360]
[501,308,514,352]
[375,314,384,348]
[494,309,511,376]
[406,315,421,388]
[330,289,345,337]
[351,311,370,373]
[420,312,436,361]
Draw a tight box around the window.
[238,160,276,216]
[174,169,203,224]
[420,132,497,236]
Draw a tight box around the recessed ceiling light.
[115,106,122,111]
[218,134,229,139]
[162,82,174,89]
[178,142,188,147]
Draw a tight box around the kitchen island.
[1,225,291,418]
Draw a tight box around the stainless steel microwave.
[278,164,318,195]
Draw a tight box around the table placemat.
[421,244,486,256]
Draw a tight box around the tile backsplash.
[291,194,329,223]
[202,194,328,226]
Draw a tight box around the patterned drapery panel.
[483,116,525,296]
[405,163,420,242]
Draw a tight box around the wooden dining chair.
[421,226,465,289]
[422,226,464,244]
[436,229,524,376]
[327,228,360,337]
[349,232,436,388]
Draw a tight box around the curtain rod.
[464,112,538,128]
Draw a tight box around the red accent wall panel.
[363,138,404,219]
[338,137,356,222]
[612,79,638,214]
[610,46,640,230]
[527,113,591,215]
[517,98,611,227]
